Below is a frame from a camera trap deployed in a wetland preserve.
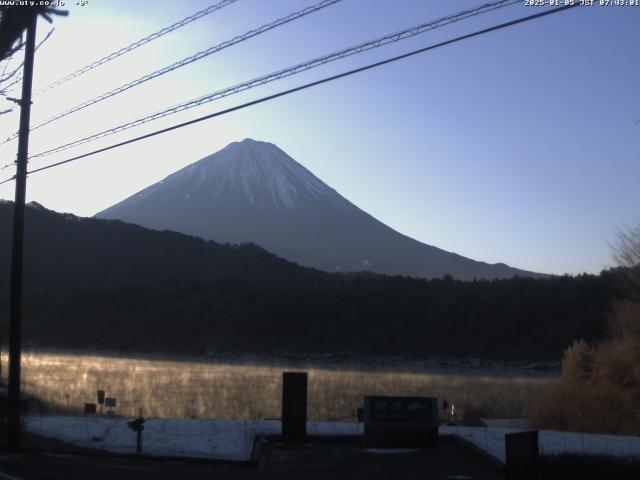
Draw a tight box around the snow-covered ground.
[440,426,640,463]
[24,416,360,461]
[24,416,640,463]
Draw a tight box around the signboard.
[363,396,438,448]
[505,431,539,480]
[84,403,97,415]
[368,397,436,422]
[282,372,307,444]
[97,390,105,405]
[105,397,117,408]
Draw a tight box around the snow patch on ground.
[24,416,640,463]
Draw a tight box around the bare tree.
[0,5,66,61]
[612,223,640,302]
[0,7,63,119]
[531,223,640,434]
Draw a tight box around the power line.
[31,0,239,97]
[0,3,579,184]
[0,0,342,146]
[28,0,520,161]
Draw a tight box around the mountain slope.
[96,138,542,280]
[0,200,321,292]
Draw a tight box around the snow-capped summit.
[96,139,541,279]
[156,138,348,211]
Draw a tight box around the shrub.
[530,301,640,434]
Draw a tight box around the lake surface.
[8,351,558,420]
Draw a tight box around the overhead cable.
[29,0,520,160]
[0,3,578,183]
[32,0,240,96]
[1,0,341,146]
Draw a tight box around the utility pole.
[8,13,37,451]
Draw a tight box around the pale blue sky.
[0,0,638,275]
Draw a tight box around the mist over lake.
[12,350,556,421]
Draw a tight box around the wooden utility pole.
[8,13,37,450]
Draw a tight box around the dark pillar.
[8,13,37,451]
[281,371,307,444]
[505,430,539,480]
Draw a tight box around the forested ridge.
[0,201,620,360]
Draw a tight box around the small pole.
[8,13,38,451]
[137,408,143,454]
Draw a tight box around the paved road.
[0,438,503,479]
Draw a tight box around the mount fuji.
[95,139,540,280]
